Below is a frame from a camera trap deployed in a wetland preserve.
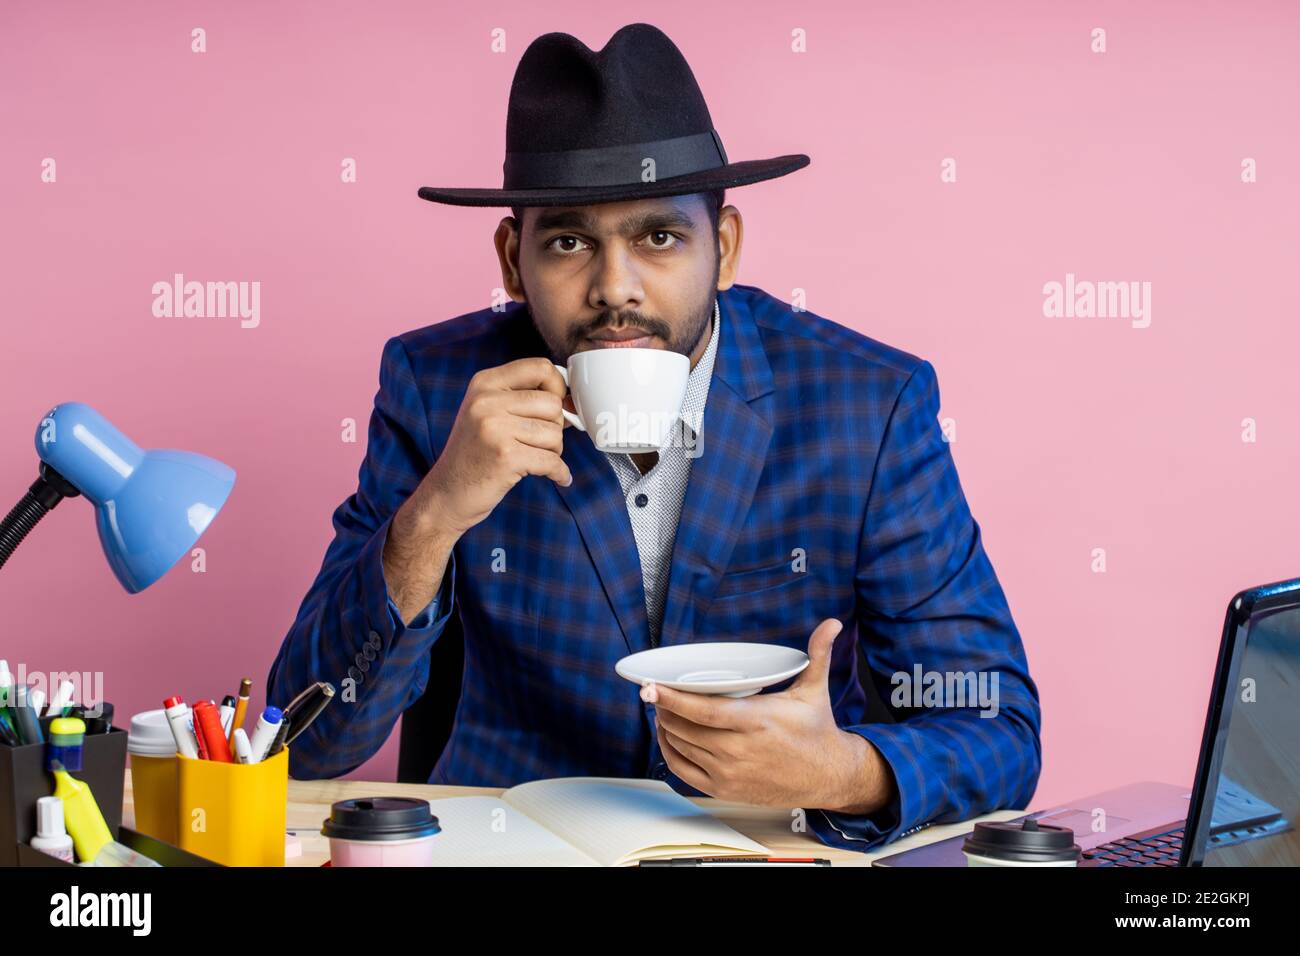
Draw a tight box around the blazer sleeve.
[806,359,1042,852]
[266,335,458,780]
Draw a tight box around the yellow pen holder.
[128,752,180,845]
[176,748,288,866]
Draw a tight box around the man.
[268,23,1041,852]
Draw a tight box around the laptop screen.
[1197,600,1300,865]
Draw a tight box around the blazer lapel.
[551,287,776,655]
[553,419,651,657]
[658,287,775,647]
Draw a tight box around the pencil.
[228,678,252,750]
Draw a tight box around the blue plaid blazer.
[268,282,1041,852]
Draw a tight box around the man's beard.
[524,280,716,366]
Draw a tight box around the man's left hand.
[642,618,896,814]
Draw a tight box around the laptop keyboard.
[1081,826,1183,866]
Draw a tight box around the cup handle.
[553,364,585,431]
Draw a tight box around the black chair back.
[395,606,465,783]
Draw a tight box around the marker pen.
[0,713,18,746]
[14,685,44,744]
[246,706,283,764]
[0,660,18,735]
[0,662,16,743]
[163,696,200,758]
[232,727,252,764]
[193,700,234,762]
[265,716,290,759]
[46,679,75,717]
[218,695,237,737]
[0,659,13,708]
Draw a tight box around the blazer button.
[367,630,382,648]
[362,643,377,662]
[347,665,364,685]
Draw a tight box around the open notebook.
[422,777,771,866]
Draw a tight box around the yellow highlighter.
[47,717,114,863]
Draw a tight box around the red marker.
[193,700,234,762]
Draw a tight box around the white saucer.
[615,642,809,698]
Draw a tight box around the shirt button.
[634,493,649,508]
[651,762,669,780]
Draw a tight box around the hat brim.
[417,154,809,207]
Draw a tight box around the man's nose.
[588,246,644,313]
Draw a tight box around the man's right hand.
[382,358,574,623]
[422,356,574,531]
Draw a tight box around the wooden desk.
[123,769,1022,867]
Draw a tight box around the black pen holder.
[0,724,128,866]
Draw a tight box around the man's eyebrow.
[531,207,700,236]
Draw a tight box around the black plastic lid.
[320,797,441,842]
[962,818,1081,863]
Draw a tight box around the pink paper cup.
[321,797,441,867]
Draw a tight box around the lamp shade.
[35,402,236,593]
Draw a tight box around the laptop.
[875,577,1300,866]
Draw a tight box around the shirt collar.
[678,296,721,441]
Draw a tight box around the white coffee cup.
[554,347,690,453]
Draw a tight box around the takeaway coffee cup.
[962,818,1081,867]
[554,347,690,453]
[126,708,179,845]
[322,797,442,867]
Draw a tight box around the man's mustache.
[570,311,673,342]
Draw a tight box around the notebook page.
[502,777,770,866]
[423,796,599,866]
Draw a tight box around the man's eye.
[546,235,589,254]
[644,231,678,249]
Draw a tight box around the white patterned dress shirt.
[603,297,721,647]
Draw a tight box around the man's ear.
[494,216,527,302]
[715,205,743,291]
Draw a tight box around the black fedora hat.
[417,22,810,208]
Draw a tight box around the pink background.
[2,1,1298,811]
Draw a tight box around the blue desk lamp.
[0,402,235,592]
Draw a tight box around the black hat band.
[503,130,728,189]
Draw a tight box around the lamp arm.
[0,464,81,570]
